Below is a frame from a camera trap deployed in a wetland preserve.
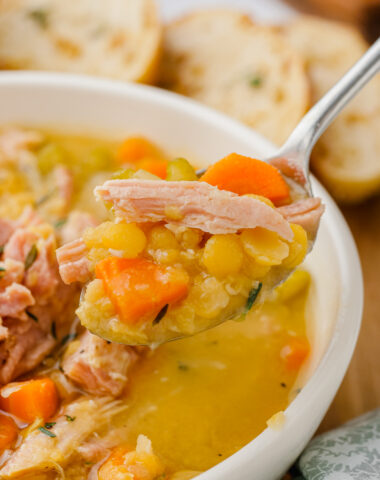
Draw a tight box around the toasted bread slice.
[159,10,309,145]
[282,16,380,203]
[0,0,162,83]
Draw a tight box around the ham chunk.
[278,197,325,237]
[0,127,43,161]
[0,259,24,289]
[56,238,91,285]
[0,283,77,384]
[0,318,55,384]
[3,228,38,264]
[54,165,74,212]
[60,210,98,244]
[25,235,59,303]
[0,284,35,318]
[63,330,138,396]
[0,219,14,246]
[95,179,294,240]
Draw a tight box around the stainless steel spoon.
[85,39,380,346]
[198,37,380,201]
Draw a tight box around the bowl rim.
[0,71,364,478]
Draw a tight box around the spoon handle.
[278,37,380,165]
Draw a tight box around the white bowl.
[0,72,363,480]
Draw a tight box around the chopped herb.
[178,361,189,372]
[51,321,57,340]
[25,309,38,322]
[58,365,64,373]
[25,244,38,270]
[54,218,67,229]
[60,332,77,347]
[28,8,49,29]
[44,422,56,429]
[0,246,4,256]
[245,282,263,312]
[280,382,287,388]
[248,74,263,88]
[38,426,56,438]
[0,267,6,279]
[153,304,168,325]
[65,415,76,422]
[85,461,94,466]
[295,388,302,394]
[35,189,56,207]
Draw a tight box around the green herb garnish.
[153,304,168,325]
[54,218,67,229]
[25,309,38,322]
[28,9,49,29]
[0,246,4,256]
[245,282,262,312]
[65,415,76,422]
[60,333,77,347]
[0,267,6,279]
[35,189,56,207]
[44,422,56,429]
[248,74,263,88]
[25,244,38,270]
[178,361,189,372]
[51,321,57,340]
[39,426,56,438]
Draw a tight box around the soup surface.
[0,128,311,479]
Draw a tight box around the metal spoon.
[198,37,380,201]
[86,39,380,346]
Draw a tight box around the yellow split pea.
[202,234,244,278]
[84,222,146,258]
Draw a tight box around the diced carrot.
[200,153,290,206]
[98,436,164,480]
[98,447,127,479]
[0,378,59,423]
[280,337,310,370]
[137,157,168,179]
[0,414,18,452]
[116,137,162,164]
[96,257,189,324]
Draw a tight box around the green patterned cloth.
[293,409,380,480]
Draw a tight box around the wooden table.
[319,195,380,432]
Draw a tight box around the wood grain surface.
[319,195,380,432]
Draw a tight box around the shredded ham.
[278,198,325,238]
[0,219,14,247]
[0,284,35,318]
[60,210,98,244]
[95,179,294,239]
[54,165,74,212]
[56,238,91,285]
[63,330,138,396]
[0,259,24,289]
[0,127,43,161]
